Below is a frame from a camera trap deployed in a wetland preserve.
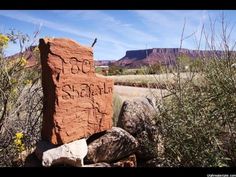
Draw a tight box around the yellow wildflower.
[19,145,25,152]
[12,88,17,96]
[19,57,27,67]
[24,79,32,85]
[10,78,17,85]
[14,132,25,153]
[33,47,39,52]
[14,139,21,146]
[0,34,9,48]
[15,132,23,139]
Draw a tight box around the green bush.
[155,46,236,167]
[0,31,42,167]
[155,59,236,166]
[108,64,124,75]
[147,63,162,74]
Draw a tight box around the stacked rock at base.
[34,128,138,167]
[85,127,138,163]
[39,38,113,145]
[35,139,88,167]
[36,38,139,167]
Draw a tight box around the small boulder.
[24,153,42,167]
[111,154,137,167]
[85,127,138,163]
[117,97,164,160]
[35,140,57,161]
[84,162,111,167]
[138,157,166,167]
[35,138,88,167]
[117,97,157,135]
[135,129,164,160]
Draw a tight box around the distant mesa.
[6,45,39,68]
[114,48,227,68]
[94,60,115,67]
[6,47,229,69]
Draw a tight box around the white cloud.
[52,10,159,43]
[133,10,209,37]
[0,11,155,50]
[2,10,234,59]
[0,10,94,40]
[132,10,228,50]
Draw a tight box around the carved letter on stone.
[82,59,91,73]
[70,57,81,74]
[62,84,71,100]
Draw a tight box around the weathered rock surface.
[35,140,57,160]
[84,162,111,167]
[24,153,42,167]
[35,138,88,167]
[138,157,166,167]
[85,127,138,163]
[135,129,163,160]
[117,97,156,135]
[39,38,113,145]
[111,154,137,167]
[117,97,164,160]
[83,154,136,167]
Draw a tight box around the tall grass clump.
[155,14,236,167]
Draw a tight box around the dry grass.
[114,85,168,101]
[107,72,202,87]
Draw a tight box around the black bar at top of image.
[1,0,236,10]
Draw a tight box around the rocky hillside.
[6,45,39,68]
[114,48,225,68]
[7,47,228,69]
[8,47,114,68]
[94,60,115,66]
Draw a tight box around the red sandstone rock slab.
[39,38,113,145]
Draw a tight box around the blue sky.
[1,10,236,60]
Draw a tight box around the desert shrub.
[176,55,205,73]
[122,68,137,75]
[154,16,236,167]
[146,63,162,74]
[135,68,144,75]
[0,31,42,167]
[153,19,236,167]
[112,93,123,126]
[156,57,236,167]
[176,55,192,72]
[95,67,102,73]
[108,64,124,75]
